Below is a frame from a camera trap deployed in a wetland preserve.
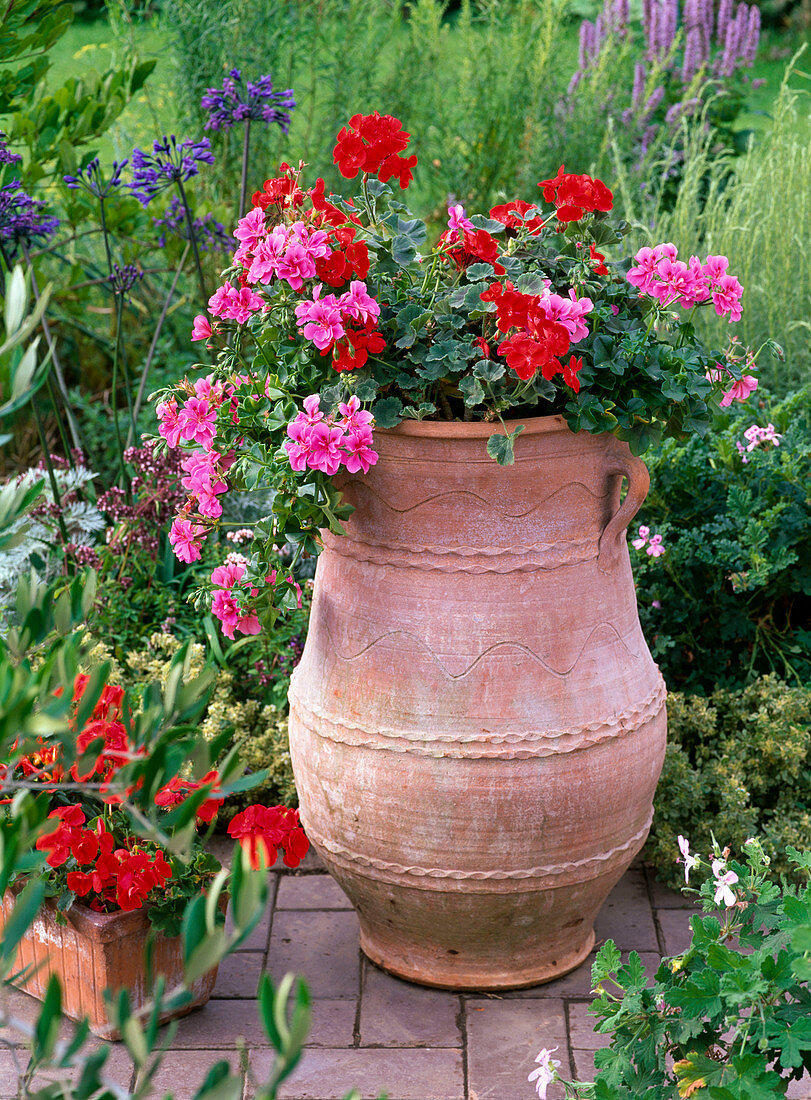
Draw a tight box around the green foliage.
[646,675,811,890]
[633,387,810,691]
[566,842,811,1098]
[0,0,155,182]
[617,71,811,394]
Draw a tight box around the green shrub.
[633,386,810,692]
[646,674,811,888]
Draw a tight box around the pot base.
[359,924,596,992]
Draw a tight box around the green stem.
[31,400,72,550]
[175,177,209,305]
[110,295,131,500]
[238,119,251,220]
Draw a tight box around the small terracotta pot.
[288,415,667,990]
[0,893,223,1039]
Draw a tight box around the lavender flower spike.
[743,6,761,66]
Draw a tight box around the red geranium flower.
[589,244,609,276]
[333,113,416,189]
[538,165,613,221]
[489,199,544,235]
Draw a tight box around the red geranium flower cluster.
[333,112,417,189]
[480,280,585,391]
[251,162,307,213]
[309,178,371,290]
[227,804,309,870]
[438,227,506,276]
[538,165,613,222]
[488,199,545,236]
[35,806,172,912]
[154,770,224,824]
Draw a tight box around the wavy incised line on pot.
[304,813,653,890]
[289,679,666,759]
[343,478,610,518]
[321,619,641,680]
[321,533,601,574]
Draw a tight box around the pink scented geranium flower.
[342,424,379,474]
[711,858,739,908]
[169,517,207,563]
[528,1048,561,1100]
[647,533,665,558]
[210,556,262,639]
[632,525,650,549]
[711,273,744,323]
[677,835,699,883]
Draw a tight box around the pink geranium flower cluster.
[208,281,265,323]
[632,525,665,557]
[236,214,332,290]
[210,554,262,639]
[736,422,782,462]
[284,395,378,475]
[627,244,743,322]
[158,374,240,562]
[294,281,380,352]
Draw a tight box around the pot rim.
[378,413,571,440]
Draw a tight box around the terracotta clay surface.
[1,893,221,1039]
[288,415,667,990]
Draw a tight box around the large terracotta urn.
[288,414,666,990]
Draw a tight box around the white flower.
[677,835,699,883]
[528,1047,561,1099]
[711,858,739,908]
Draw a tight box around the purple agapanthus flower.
[0,183,59,256]
[201,68,296,133]
[0,131,22,167]
[152,195,230,252]
[129,135,215,206]
[64,156,129,198]
[109,262,144,299]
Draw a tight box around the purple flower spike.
[129,135,215,206]
[0,182,59,257]
[64,156,129,198]
[201,70,296,134]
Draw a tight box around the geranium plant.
[154,111,762,635]
[4,669,309,935]
[530,837,811,1098]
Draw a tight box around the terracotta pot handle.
[598,453,650,573]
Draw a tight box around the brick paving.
[2,850,810,1100]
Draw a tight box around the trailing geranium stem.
[128,244,191,446]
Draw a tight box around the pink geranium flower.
[177,396,218,450]
[191,314,212,341]
[342,425,379,474]
[646,533,665,557]
[295,286,346,350]
[711,273,744,323]
[632,525,650,550]
[720,374,758,407]
[169,518,206,563]
[156,397,183,448]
